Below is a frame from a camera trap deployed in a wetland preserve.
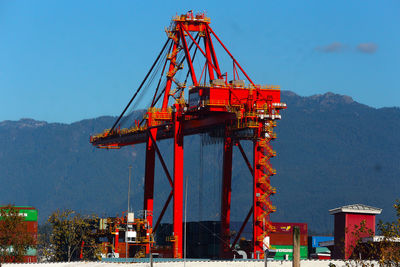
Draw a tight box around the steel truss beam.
[180,24,221,76]
[153,190,173,233]
[232,206,253,248]
[147,129,173,187]
[237,141,254,175]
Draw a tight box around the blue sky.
[0,0,399,123]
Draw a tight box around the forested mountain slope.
[1,91,399,234]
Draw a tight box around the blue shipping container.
[311,236,334,248]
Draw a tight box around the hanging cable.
[183,34,200,85]
[118,42,170,129]
[151,41,174,107]
[119,44,170,128]
[138,33,200,126]
[109,38,171,134]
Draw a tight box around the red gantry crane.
[90,11,286,259]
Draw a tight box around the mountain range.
[0,91,399,234]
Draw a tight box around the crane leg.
[173,105,184,258]
[221,135,233,258]
[144,128,157,254]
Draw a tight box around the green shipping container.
[0,206,38,222]
[269,245,308,260]
[16,208,38,221]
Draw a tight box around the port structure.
[95,211,154,258]
[90,11,286,259]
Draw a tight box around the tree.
[37,223,53,262]
[346,201,400,266]
[345,220,376,267]
[47,210,100,262]
[377,200,400,266]
[0,205,36,263]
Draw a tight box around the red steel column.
[205,26,222,79]
[173,104,184,258]
[179,25,197,86]
[221,135,233,258]
[114,228,119,254]
[203,31,215,81]
[144,113,157,228]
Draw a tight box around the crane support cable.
[206,25,255,87]
[119,47,169,127]
[184,35,200,85]
[139,33,200,125]
[154,33,200,103]
[109,38,171,134]
[151,41,173,107]
[180,24,219,75]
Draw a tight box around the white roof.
[319,240,334,247]
[362,236,400,243]
[329,204,382,215]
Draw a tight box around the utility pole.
[126,165,132,262]
[149,235,153,267]
[264,250,267,267]
[292,226,300,267]
[128,166,132,212]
